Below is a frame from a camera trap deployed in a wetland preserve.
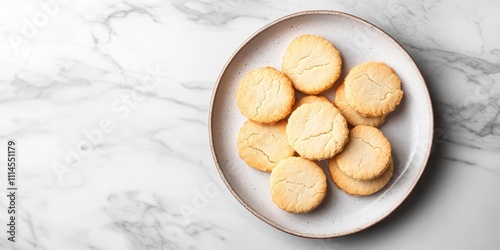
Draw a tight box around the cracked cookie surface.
[236,67,295,124]
[329,156,393,196]
[269,157,327,213]
[333,125,391,180]
[282,35,342,95]
[334,83,386,127]
[237,120,295,172]
[344,62,403,117]
[286,101,349,160]
[292,95,330,111]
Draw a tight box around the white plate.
[209,10,433,238]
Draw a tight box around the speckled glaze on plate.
[209,10,433,238]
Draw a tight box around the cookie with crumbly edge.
[282,34,342,95]
[286,101,349,160]
[344,62,403,117]
[334,126,391,180]
[334,83,386,127]
[329,156,393,196]
[270,157,327,213]
[237,120,295,172]
[236,67,295,124]
[292,95,330,111]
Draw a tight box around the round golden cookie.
[344,62,403,117]
[292,95,330,111]
[334,126,391,180]
[269,157,327,213]
[237,120,295,172]
[282,34,342,95]
[286,101,349,160]
[333,83,386,127]
[329,156,393,196]
[236,67,295,124]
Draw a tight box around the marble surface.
[0,0,499,249]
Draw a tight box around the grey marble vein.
[0,0,499,249]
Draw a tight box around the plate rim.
[208,10,434,238]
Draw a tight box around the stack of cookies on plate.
[236,34,403,213]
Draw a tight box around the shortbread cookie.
[344,62,403,117]
[286,101,349,160]
[333,83,386,127]
[334,126,391,180]
[236,67,295,124]
[270,157,327,213]
[292,95,330,111]
[329,156,393,196]
[282,35,342,95]
[237,120,295,172]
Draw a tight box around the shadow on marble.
[312,57,449,245]
[310,146,446,248]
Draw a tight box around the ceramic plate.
[209,10,433,238]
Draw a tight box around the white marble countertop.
[0,0,499,249]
